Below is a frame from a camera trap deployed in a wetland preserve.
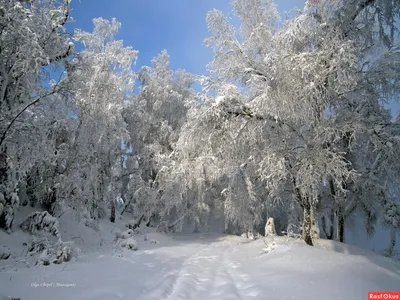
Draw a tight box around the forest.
[1,0,400,257]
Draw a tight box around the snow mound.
[116,237,138,251]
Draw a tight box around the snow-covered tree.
[0,0,72,230]
[382,201,400,256]
[122,51,198,229]
[52,18,138,219]
[306,0,400,242]
[169,0,400,245]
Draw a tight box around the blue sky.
[67,0,305,74]
[67,0,399,118]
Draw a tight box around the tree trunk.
[329,208,334,239]
[386,228,396,257]
[303,200,313,246]
[110,199,115,223]
[337,207,345,242]
[120,196,131,216]
[321,208,335,239]
[311,203,320,240]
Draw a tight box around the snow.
[0,208,399,300]
[215,96,225,105]
[0,246,11,260]
[1,212,399,300]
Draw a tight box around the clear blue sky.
[67,0,305,74]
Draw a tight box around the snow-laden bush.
[0,188,20,232]
[116,237,138,251]
[27,238,79,266]
[0,152,21,232]
[27,237,49,254]
[20,211,61,239]
[382,202,400,229]
[116,229,134,240]
[0,246,11,260]
[114,229,138,252]
[19,212,80,265]
[37,242,74,266]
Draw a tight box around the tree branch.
[225,106,308,145]
[351,0,376,21]
[0,88,61,148]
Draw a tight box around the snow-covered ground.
[1,209,399,300]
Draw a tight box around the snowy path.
[1,234,400,300]
[139,239,261,300]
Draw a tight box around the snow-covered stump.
[260,218,277,254]
[265,217,276,236]
[247,231,255,240]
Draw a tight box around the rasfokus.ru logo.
[369,292,400,299]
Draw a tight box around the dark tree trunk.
[338,208,345,242]
[303,200,313,246]
[120,196,131,216]
[146,214,154,227]
[110,199,115,223]
[329,208,334,239]
[321,208,335,240]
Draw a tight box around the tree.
[166,0,400,245]
[0,0,72,231]
[304,0,400,242]
[52,18,138,219]
[122,50,197,229]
